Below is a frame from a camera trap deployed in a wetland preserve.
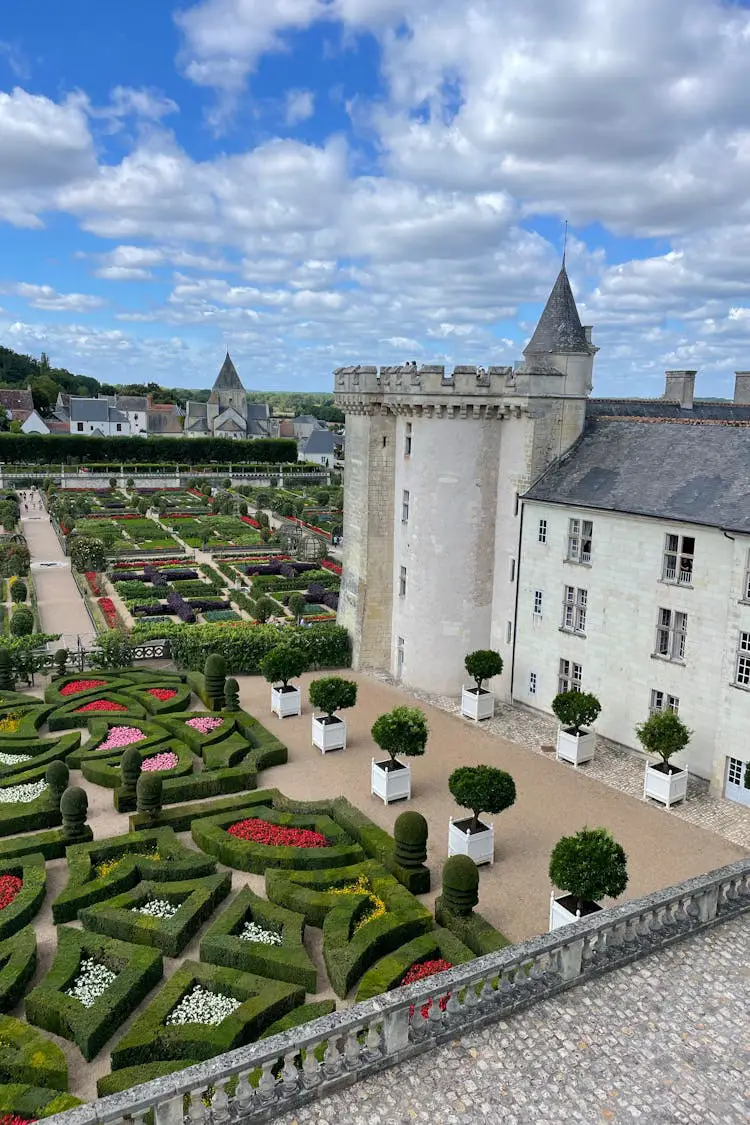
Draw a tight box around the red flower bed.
[240,515,261,528]
[98,597,118,629]
[401,959,453,1019]
[75,699,128,713]
[296,518,332,540]
[0,1114,36,1125]
[0,874,23,910]
[227,818,328,848]
[322,559,342,575]
[85,571,102,595]
[60,679,107,697]
[148,688,177,701]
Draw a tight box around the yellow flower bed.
[94,851,161,878]
[0,717,20,734]
[330,875,386,933]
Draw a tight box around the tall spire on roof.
[523,263,592,357]
[213,351,244,392]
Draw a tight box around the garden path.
[22,492,96,647]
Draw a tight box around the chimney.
[734,372,750,404]
[583,326,593,343]
[663,370,696,410]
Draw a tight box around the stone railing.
[45,859,750,1125]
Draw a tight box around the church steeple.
[523,264,594,358]
[213,351,244,392]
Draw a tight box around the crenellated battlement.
[334,363,515,397]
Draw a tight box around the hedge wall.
[25,927,163,1062]
[167,622,351,673]
[69,718,171,767]
[113,760,258,813]
[0,1085,80,1119]
[0,927,37,1013]
[0,706,53,740]
[434,897,510,955]
[82,739,193,790]
[47,693,147,731]
[160,712,236,753]
[0,826,92,863]
[0,1016,69,1091]
[0,782,60,838]
[96,1061,194,1098]
[355,927,475,1002]
[0,854,46,941]
[128,792,257,833]
[0,433,297,465]
[0,732,80,779]
[44,675,134,705]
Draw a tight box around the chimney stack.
[583,326,593,344]
[664,370,696,410]
[734,372,750,404]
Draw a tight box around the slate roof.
[115,395,149,412]
[589,398,750,422]
[293,414,323,426]
[184,401,209,431]
[524,417,750,534]
[69,398,128,424]
[524,264,593,357]
[247,403,270,421]
[0,389,34,413]
[212,352,244,392]
[303,429,339,456]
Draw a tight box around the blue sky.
[1,0,750,395]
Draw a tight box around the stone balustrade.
[46,858,750,1125]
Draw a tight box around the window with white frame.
[402,490,410,523]
[399,566,407,598]
[727,757,743,786]
[567,518,592,563]
[654,608,687,661]
[662,533,694,585]
[538,518,547,544]
[558,658,582,693]
[404,422,412,456]
[734,631,750,687]
[649,690,680,714]
[533,590,543,616]
[528,671,537,695]
[509,558,516,582]
[562,586,587,633]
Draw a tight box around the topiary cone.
[394,811,428,868]
[120,746,142,796]
[61,786,88,842]
[204,653,227,710]
[224,677,240,712]
[45,759,70,805]
[137,773,163,821]
[442,854,479,916]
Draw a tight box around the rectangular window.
[538,518,547,544]
[744,551,750,601]
[533,590,543,616]
[662,533,694,585]
[404,423,412,457]
[562,586,587,634]
[505,621,512,644]
[399,566,407,598]
[734,631,750,687]
[509,558,516,583]
[528,671,537,695]
[401,490,410,523]
[514,492,519,517]
[116,423,122,432]
[396,637,405,678]
[654,608,687,661]
[567,518,592,563]
[649,690,680,714]
[727,757,743,786]
[558,658,582,694]
[76,422,84,432]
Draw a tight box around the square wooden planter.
[371,758,411,804]
[270,685,301,719]
[448,817,494,865]
[312,715,346,754]
[643,762,688,808]
[556,728,596,767]
[460,686,495,721]
[549,892,602,931]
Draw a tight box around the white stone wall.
[513,500,750,788]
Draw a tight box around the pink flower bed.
[185,716,223,733]
[142,751,179,772]
[98,726,146,752]
[60,679,107,697]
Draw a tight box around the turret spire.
[523,263,592,357]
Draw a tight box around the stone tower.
[206,352,248,430]
[333,265,597,696]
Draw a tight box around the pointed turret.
[524,264,593,357]
[212,351,244,392]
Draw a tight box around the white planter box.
[271,685,301,719]
[312,715,346,753]
[556,727,595,767]
[448,817,494,865]
[371,758,411,804]
[549,892,601,932]
[643,762,688,808]
[460,686,494,721]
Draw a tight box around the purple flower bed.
[166,592,196,623]
[132,603,171,617]
[279,563,298,578]
[144,564,168,588]
[245,563,283,576]
[161,569,199,581]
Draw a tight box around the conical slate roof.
[523,265,591,356]
[213,352,244,392]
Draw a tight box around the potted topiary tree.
[370,706,428,804]
[461,650,503,721]
[548,826,628,929]
[448,765,516,865]
[636,710,691,808]
[552,690,601,767]
[259,643,308,718]
[308,676,358,753]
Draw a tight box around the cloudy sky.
[1,0,750,395]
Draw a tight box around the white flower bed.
[65,958,117,1008]
[0,752,32,765]
[238,921,282,945]
[134,897,179,919]
[0,779,47,804]
[166,984,240,1026]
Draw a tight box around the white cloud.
[0,282,104,312]
[284,89,315,125]
[105,86,179,121]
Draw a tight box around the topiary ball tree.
[10,606,33,637]
[549,826,628,914]
[394,811,428,868]
[45,760,70,804]
[224,677,240,712]
[371,706,428,763]
[635,709,692,768]
[120,747,142,797]
[552,690,601,735]
[53,648,69,679]
[464,650,503,692]
[61,786,88,842]
[253,596,277,624]
[137,773,163,821]
[259,644,308,689]
[204,653,227,710]
[10,579,27,604]
[0,648,14,691]
[308,676,357,720]
[448,765,516,832]
[442,854,480,916]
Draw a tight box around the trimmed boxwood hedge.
[0,853,45,941]
[434,896,510,955]
[25,927,163,1062]
[0,1016,68,1091]
[68,718,171,767]
[82,738,194,790]
[0,732,81,778]
[0,826,92,863]
[44,675,134,706]
[192,805,363,874]
[200,887,317,991]
[114,760,258,813]
[128,791,260,833]
[0,1084,80,1118]
[79,873,231,957]
[52,828,217,924]
[0,706,53,739]
[110,960,304,1069]
[167,622,351,675]
[96,1060,195,1098]
[0,927,37,1013]
[200,731,255,770]
[355,927,475,1002]
[48,693,147,731]
[221,712,288,772]
[0,780,60,838]
[259,999,336,1040]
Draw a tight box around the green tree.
[93,630,133,669]
[371,706,428,763]
[308,676,357,719]
[259,644,308,687]
[635,710,692,766]
[464,650,503,691]
[288,592,306,624]
[552,690,601,735]
[10,606,34,636]
[448,765,516,831]
[69,537,106,573]
[549,827,628,913]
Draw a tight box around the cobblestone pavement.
[275,912,750,1125]
[366,671,750,850]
